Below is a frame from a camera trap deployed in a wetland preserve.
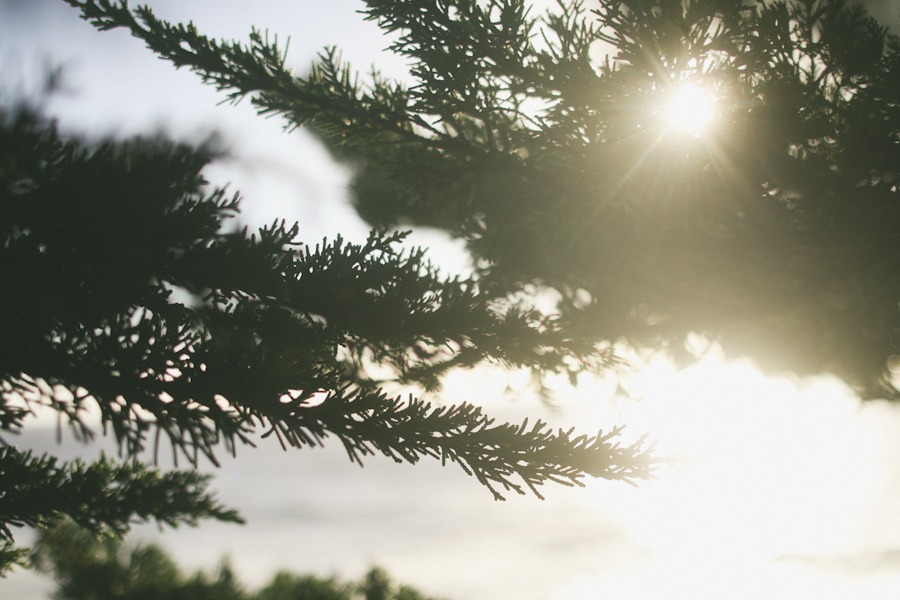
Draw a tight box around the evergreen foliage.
[31,520,438,600]
[0,446,241,571]
[17,0,898,579]
[65,0,900,399]
[0,98,657,569]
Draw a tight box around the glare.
[666,84,715,134]
[556,343,900,599]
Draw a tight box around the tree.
[64,0,900,400]
[31,519,440,600]
[0,96,658,570]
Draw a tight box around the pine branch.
[252,386,661,500]
[63,0,900,398]
[2,105,653,501]
[63,0,449,152]
[0,447,242,543]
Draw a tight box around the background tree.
[66,0,900,399]
[0,97,658,571]
[31,519,439,600]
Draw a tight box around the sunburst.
[666,83,715,134]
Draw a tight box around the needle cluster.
[0,103,657,571]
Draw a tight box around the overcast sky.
[5,1,900,600]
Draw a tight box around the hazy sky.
[5,1,900,599]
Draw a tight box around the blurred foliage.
[31,520,441,600]
[65,0,900,399]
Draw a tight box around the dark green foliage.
[0,98,658,569]
[0,447,242,566]
[31,520,442,600]
[65,0,900,398]
[32,520,250,600]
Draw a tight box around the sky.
[4,1,900,599]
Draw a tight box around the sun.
[665,83,715,134]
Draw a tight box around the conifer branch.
[0,447,241,546]
[63,0,900,398]
[1,105,652,506]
